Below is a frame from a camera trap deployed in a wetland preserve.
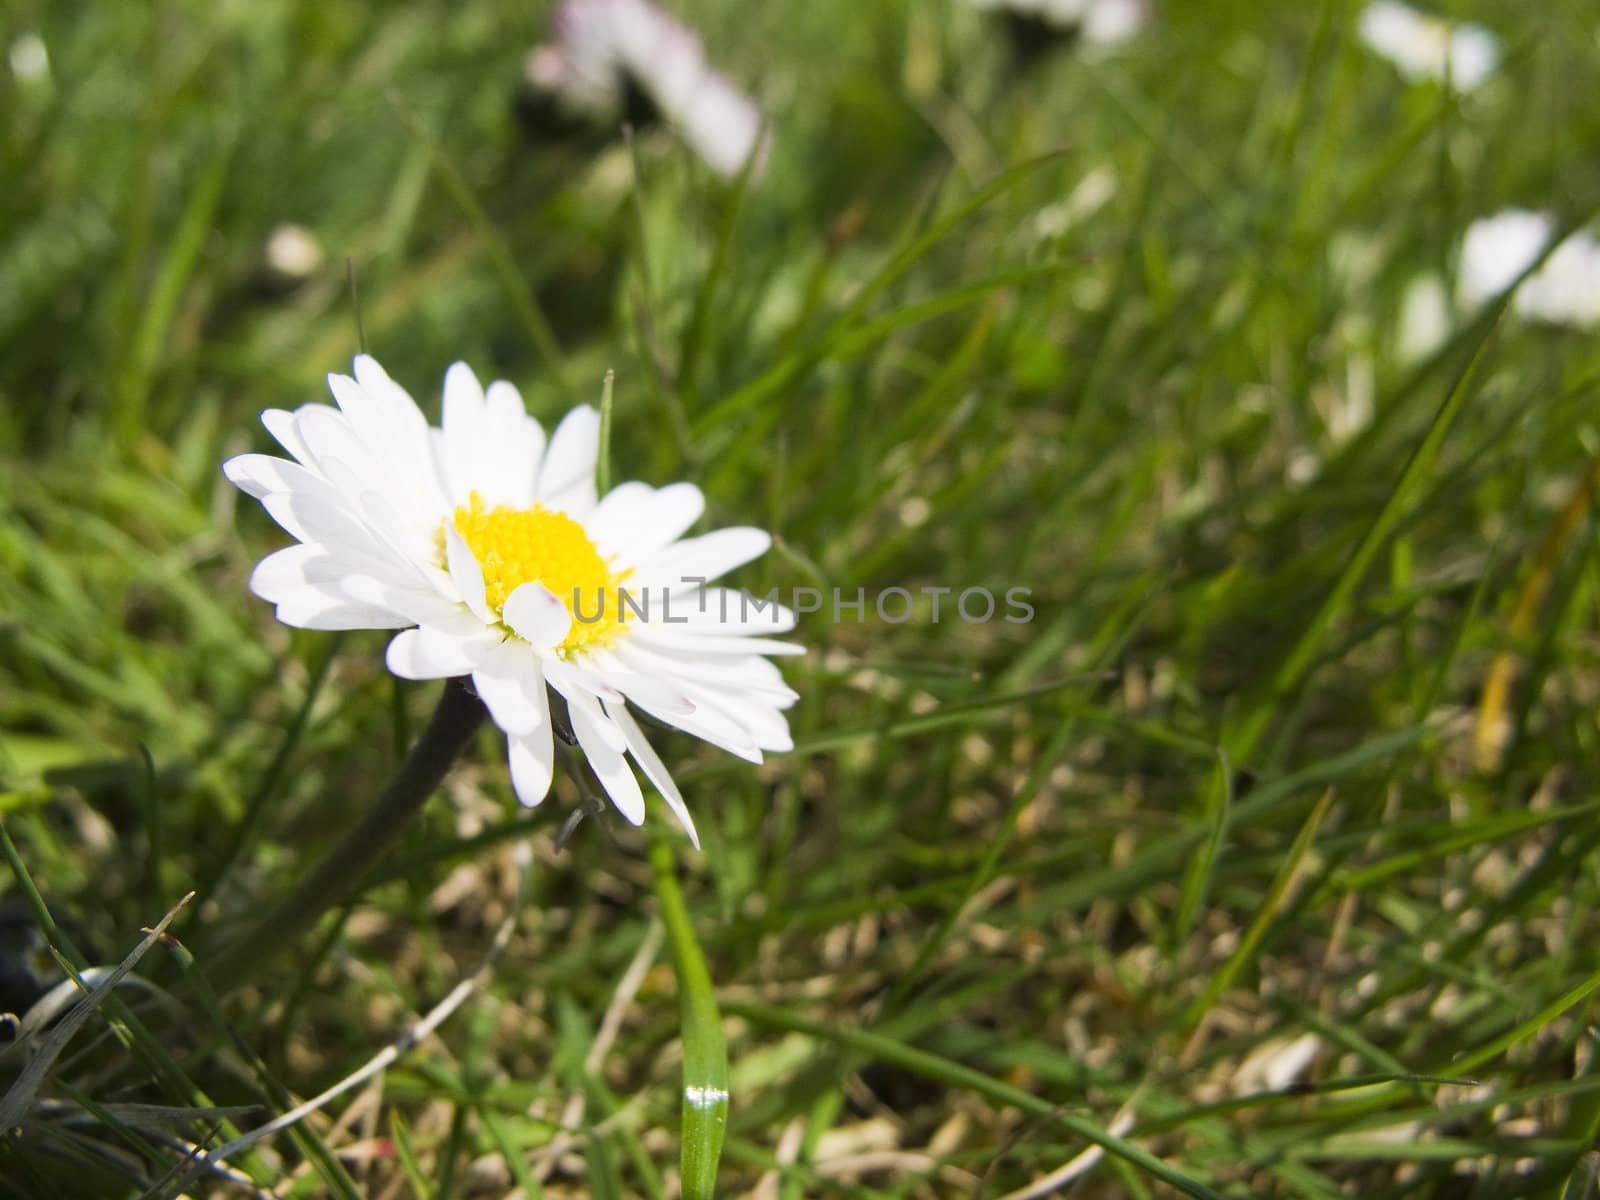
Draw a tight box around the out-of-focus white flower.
[1397,273,1451,361]
[8,33,48,84]
[264,224,325,282]
[1452,209,1600,330]
[225,356,801,844]
[1357,1,1498,91]
[1516,233,1600,328]
[1457,209,1552,306]
[525,0,768,179]
[964,0,1147,47]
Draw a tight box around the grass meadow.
[4,0,1600,1196]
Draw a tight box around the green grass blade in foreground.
[651,839,728,1200]
[0,893,191,1130]
[725,1001,1222,1199]
[199,634,343,904]
[390,1110,434,1200]
[596,368,616,496]
[115,133,234,443]
[1181,787,1333,1034]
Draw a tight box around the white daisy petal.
[259,491,381,559]
[603,700,699,847]
[665,587,798,633]
[569,700,645,824]
[483,380,545,510]
[260,408,316,467]
[472,643,548,737]
[509,719,556,807]
[352,354,435,451]
[444,525,495,624]
[634,527,771,592]
[293,406,390,501]
[588,481,705,564]
[248,544,324,602]
[686,682,794,751]
[637,628,807,656]
[543,656,628,706]
[223,453,304,499]
[386,625,496,679]
[612,640,799,704]
[561,684,630,753]
[537,404,600,513]
[275,588,414,630]
[441,361,487,504]
[582,655,696,715]
[503,581,573,648]
[632,690,762,763]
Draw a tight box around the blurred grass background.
[4,0,1600,1196]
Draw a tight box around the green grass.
[4,0,1600,1196]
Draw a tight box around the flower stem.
[206,679,486,991]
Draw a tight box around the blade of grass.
[650,838,728,1200]
[387,95,568,394]
[725,1001,1222,1199]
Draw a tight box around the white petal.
[536,404,600,514]
[636,628,806,656]
[248,533,432,607]
[249,544,324,602]
[274,588,413,630]
[503,582,572,648]
[580,650,697,714]
[562,685,629,753]
[260,490,381,558]
[605,700,698,848]
[687,682,794,750]
[261,408,315,467]
[587,481,705,565]
[472,643,548,737]
[440,361,487,504]
[327,360,451,529]
[386,626,495,679]
[611,640,798,704]
[570,701,644,824]
[482,380,544,510]
[632,691,762,763]
[224,453,305,499]
[633,527,771,592]
[660,587,797,633]
[352,354,434,450]
[509,720,555,807]
[444,525,495,624]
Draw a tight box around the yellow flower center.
[445,492,629,656]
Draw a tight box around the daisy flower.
[963,0,1147,51]
[1458,209,1600,329]
[522,0,768,179]
[1357,1,1498,92]
[224,356,801,846]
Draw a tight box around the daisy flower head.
[964,0,1148,56]
[1458,209,1600,329]
[522,0,769,180]
[1357,1,1498,92]
[224,357,801,847]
